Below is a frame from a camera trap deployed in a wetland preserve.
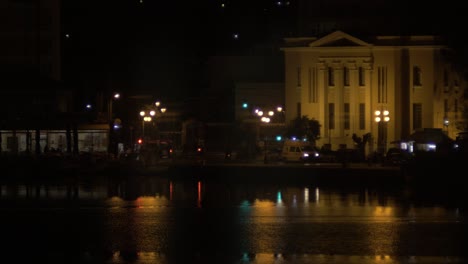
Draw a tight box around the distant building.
[0,0,61,80]
[281,30,466,155]
[0,0,109,155]
[192,55,285,153]
[234,82,284,122]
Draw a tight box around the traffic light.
[137,138,143,144]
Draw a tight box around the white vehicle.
[280,140,320,162]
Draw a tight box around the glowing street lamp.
[242,103,284,161]
[256,110,272,163]
[139,111,153,138]
[108,93,120,123]
[108,92,121,156]
[443,117,449,135]
[139,101,167,140]
[375,109,390,154]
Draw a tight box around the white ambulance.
[280,139,320,162]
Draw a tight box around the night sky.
[62,0,292,99]
[61,0,467,102]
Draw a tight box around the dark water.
[0,170,467,264]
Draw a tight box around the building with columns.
[281,31,466,154]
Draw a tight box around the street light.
[243,103,283,161]
[443,117,449,135]
[139,101,167,140]
[374,109,390,154]
[108,92,120,157]
[255,109,272,163]
[108,93,120,123]
[155,101,167,114]
[139,110,154,139]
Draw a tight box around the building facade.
[281,31,466,154]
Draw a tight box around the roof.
[407,128,454,144]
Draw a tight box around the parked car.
[385,148,412,166]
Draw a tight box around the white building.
[281,30,466,154]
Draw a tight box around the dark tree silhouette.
[352,132,372,161]
[285,115,321,145]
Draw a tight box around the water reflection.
[0,176,464,220]
[1,174,466,264]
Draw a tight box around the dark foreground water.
[0,168,467,264]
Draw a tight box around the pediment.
[309,30,371,47]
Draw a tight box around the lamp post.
[443,117,449,135]
[139,111,154,139]
[243,103,283,161]
[108,93,120,123]
[108,92,120,157]
[139,101,167,140]
[255,109,273,164]
[374,109,390,154]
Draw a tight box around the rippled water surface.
[0,171,467,264]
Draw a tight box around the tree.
[284,115,321,145]
[352,132,372,161]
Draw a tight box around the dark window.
[413,103,422,130]
[343,67,350,86]
[413,66,422,86]
[359,103,365,130]
[344,103,350,129]
[329,103,335,129]
[359,67,365,86]
[328,67,335,86]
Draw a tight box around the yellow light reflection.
[108,196,125,208]
[373,206,394,217]
[252,199,275,208]
[135,196,169,208]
